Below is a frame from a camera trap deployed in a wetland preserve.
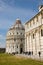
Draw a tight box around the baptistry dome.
[16,18,21,24]
[13,19,25,30]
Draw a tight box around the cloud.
[0,34,5,48]
[0,0,36,29]
[0,19,13,29]
[0,42,5,48]
[0,35,5,40]
[0,0,36,16]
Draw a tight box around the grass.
[0,53,43,65]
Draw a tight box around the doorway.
[20,44,23,54]
[20,48,23,53]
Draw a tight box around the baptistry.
[6,19,25,54]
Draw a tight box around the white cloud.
[0,34,5,48]
[0,34,5,40]
[0,0,36,16]
[0,19,13,29]
[0,1,36,29]
[0,42,5,48]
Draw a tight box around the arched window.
[17,46,18,48]
[14,39,16,41]
[41,29,43,36]
[10,33,11,35]
[21,39,22,42]
[33,34,34,39]
[41,11,43,19]
[17,32,18,34]
[13,46,14,48]
[21,33,22,35]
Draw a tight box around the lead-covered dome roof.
[16,19,21,24]
[9,19,25,30]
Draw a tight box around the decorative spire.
[16,18,21,24]
[39,5,43,11]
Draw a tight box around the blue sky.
[0,0,43,48]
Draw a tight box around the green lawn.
[0,53,43,65]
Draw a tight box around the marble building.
[6,19,25,54]
[6,5,43,58]
[25,5,43,57]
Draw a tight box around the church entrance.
[20,44,23,54]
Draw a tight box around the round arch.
[20,44,23,54]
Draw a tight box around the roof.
[16,19,21,24]
[25,10,43,24]
[9,19,25,30]
[39,5,43,9]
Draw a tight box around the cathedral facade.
[6,19,25,54]
[25,5,43,57]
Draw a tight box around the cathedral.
[6,5,43,58]
[25,5,43,57]
[6,19,25,54]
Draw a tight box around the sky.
[0,0,43,48]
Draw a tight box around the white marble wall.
[25,11,43,58]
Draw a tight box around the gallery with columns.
[25,5,43,57]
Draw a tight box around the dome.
[9,19,25,30]
[16,18,21,24]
